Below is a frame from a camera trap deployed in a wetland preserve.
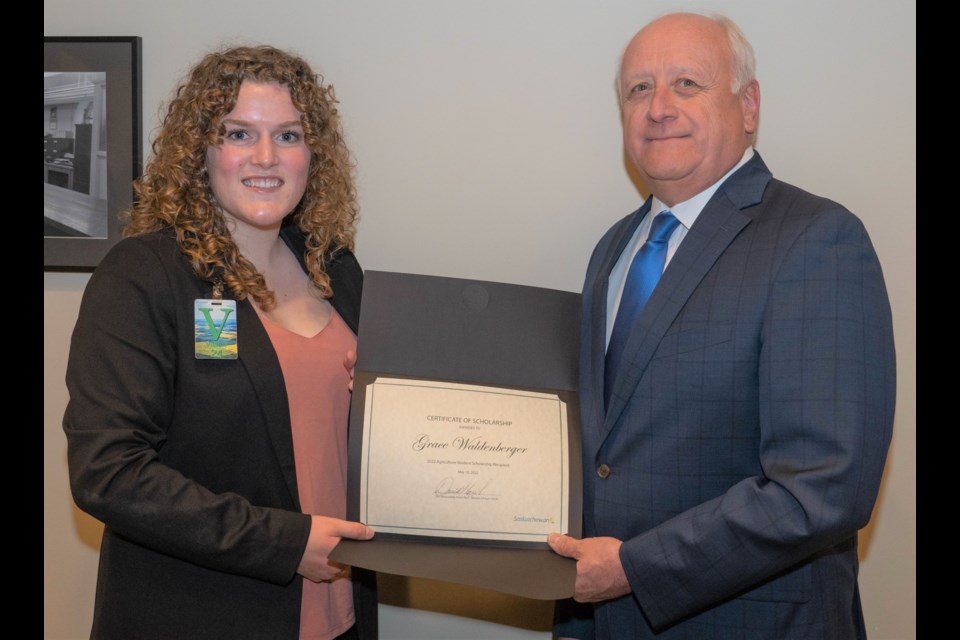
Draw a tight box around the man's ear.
[742,79,761,135]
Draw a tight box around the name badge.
[194,299,238,360]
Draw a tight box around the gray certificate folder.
[330,271,582,599]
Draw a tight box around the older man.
[548,13,895,639]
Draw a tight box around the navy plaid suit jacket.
[560,153,895,639]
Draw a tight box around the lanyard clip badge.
[194,277,238,359]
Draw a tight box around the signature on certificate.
[434,477,501,498]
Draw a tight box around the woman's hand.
[297,515,374,583]
[344,350,357,392]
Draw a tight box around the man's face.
[619,14,759,206]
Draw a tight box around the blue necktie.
[605,211,681,407]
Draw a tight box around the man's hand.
[297,515,373,583]
[548,533,631,602]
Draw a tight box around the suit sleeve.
[63,238,311,585]
[618,208,896,628]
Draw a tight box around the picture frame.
[44,36,142,270]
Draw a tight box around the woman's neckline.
[253,303,335,340]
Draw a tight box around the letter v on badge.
[194,299,238,359]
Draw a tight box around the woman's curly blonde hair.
[124,45,358,308]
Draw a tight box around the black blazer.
[64,227,377,640]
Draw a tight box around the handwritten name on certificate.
[359,377,569,543]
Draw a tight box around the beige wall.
[44,2,916,638]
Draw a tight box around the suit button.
[597,464,611,479]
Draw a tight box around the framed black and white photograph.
[44,36,141,269]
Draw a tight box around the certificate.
[334,271,581,599]
[359,377,569,544]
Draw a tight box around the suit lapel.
[601,154,772,439]
[581,200,652,441]
[237,299,301,508]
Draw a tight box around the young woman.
[64,46,377,640]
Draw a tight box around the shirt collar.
[650,147,755,230]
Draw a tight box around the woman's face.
[205,80,311,236]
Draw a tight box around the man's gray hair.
[711,14,757,93]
